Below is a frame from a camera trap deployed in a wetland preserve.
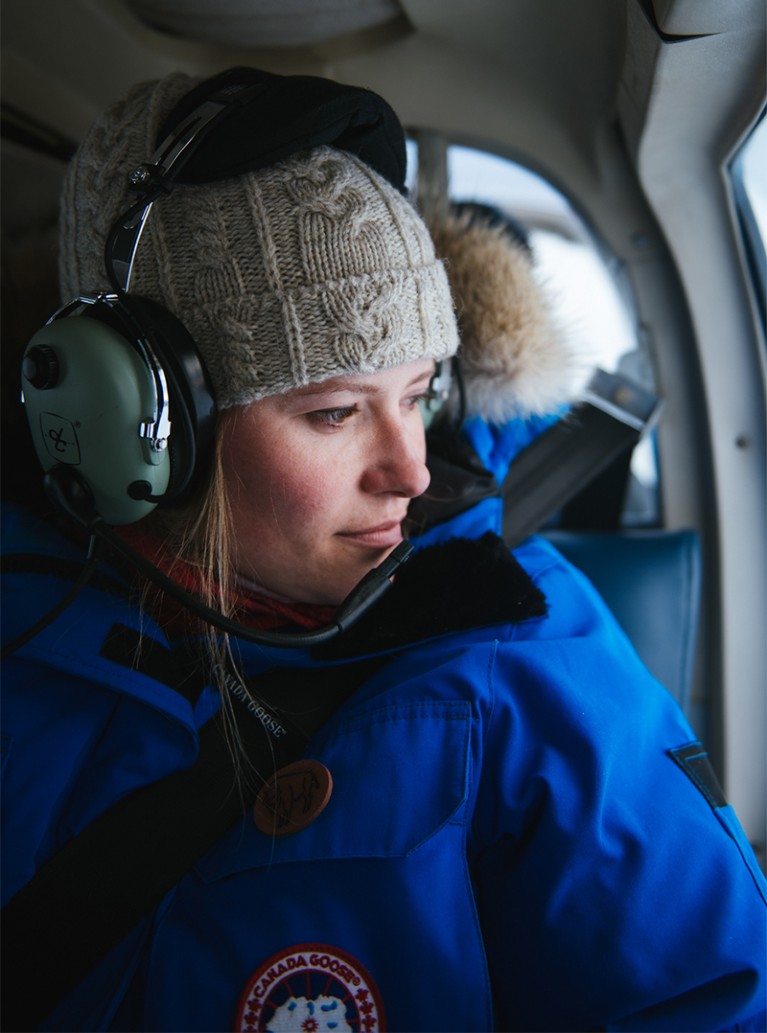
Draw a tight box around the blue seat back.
[543,529,701,712]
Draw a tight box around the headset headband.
[156,67,407,189]
[106,67,408,293]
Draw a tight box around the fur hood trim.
[430,209,583,423]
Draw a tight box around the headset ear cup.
[22,300,172,525]
[124,296,217,507]
[22,295,217,525]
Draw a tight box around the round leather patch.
[253,760,333,836]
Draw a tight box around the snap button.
[253,759,333,836]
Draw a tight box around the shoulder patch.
[668,742,727,810]
[235,943,386,1032]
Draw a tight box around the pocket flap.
[195,700,471,882]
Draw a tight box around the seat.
[543,528,701,712]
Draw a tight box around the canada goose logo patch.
[235,944,386,1032]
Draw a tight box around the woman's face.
[220,359,435,605]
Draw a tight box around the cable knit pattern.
[59,73,457,408]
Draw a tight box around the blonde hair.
[144,412,263,772]
[150,415,235,620]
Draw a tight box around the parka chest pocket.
[194,700,472,881]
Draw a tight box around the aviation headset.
[21,66,410,526]
[12,67,419,651]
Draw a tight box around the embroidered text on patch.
[235,943,386,1032]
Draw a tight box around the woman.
[2,68,765,1033]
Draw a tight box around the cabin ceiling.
[3,0,762,177]
[2,0,629,139]
[120,0,408,47]
[1,0,763,247]
[1,0,630,229]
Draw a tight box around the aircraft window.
[730,113,767,334]
[408,138,660,527]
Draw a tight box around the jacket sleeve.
[470,545,767,1032]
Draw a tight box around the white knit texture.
[59,74,458,408]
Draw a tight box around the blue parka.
[2,415,766,1033]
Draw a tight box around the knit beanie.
[59,72,458,409]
